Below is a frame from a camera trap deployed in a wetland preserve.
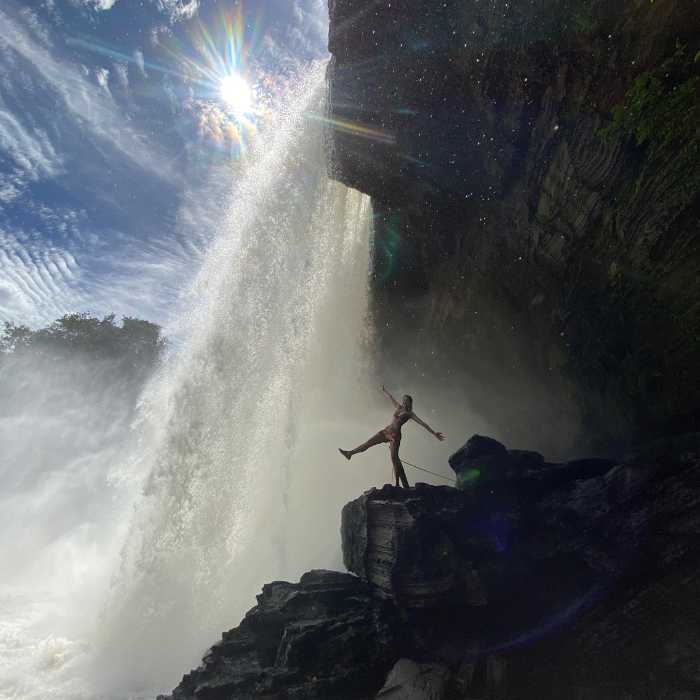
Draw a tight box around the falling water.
[0,61,391,699]
[93,62,382,694]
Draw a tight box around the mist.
[0,340,152,698]
[1,60,514,700]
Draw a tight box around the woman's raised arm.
[411,413,445,441]
[381,385,401,408]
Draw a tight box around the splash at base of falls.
[92,63,382,694]
[0,56,491,700]
[0,61,387,700]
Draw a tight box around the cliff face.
[326,0,700,451]
[163,433,700,700]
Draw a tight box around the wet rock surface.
[327,0,700,449]
[159,570,398,700]
[341,484,489,608]
[163,433,700,699]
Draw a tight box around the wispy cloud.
[0,109,63,201]
[0,202,211,328]
[0,0,333,331]
[157,0,199,23]
[0,228,81,325]
[76,0,199,23]
[288,0,328,56]
[95,66,111,93]
[0,4,219,327]
[18,6,52,45]
[133,48,147,77]
[83,0,120,10]
[0,7,178,184]
[113,62,129,90]
[0,112,60,179]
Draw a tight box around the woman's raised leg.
[339,431,387,460]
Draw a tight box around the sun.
[219,74,253,115]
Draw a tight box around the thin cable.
[401,458,456,484]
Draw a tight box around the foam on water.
[0,62,386,699]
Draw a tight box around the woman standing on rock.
[339,386,445,487]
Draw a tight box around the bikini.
[383,408,412,444]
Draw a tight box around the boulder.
[449,435,508,465]
[449,436,549,488]
[448,434,617,497]
[376,659,450,700]
[341,484,489,608]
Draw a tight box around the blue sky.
[0,0,327,328]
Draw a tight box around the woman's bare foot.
[339,448,351,460]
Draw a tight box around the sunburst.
[219,73,254,117]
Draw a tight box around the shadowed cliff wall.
[326,0,700,454]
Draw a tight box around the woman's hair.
[402,394,413,411]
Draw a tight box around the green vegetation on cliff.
[602,44,700,193]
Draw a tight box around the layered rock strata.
[160,570,397,700]
[326,0,700,450]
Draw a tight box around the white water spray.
[0,61,393,699]
[94,63,383,694]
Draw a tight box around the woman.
[339,385,445,488]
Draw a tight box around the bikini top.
[389,408,412,431]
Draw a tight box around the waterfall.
[0,60,389,700]
[93,62,380,694]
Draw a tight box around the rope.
[401,458,456,484]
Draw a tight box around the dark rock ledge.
[161,570,397,700]
[161,433,700,700]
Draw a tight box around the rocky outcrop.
[339,432,700,698]
[448,433,615,490]
[326,0,700,451]
[342,485,488,608]
[159,570,397,700]
[163,433,700,700]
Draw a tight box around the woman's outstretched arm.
[381,384,401,408]
[411,413,445,441]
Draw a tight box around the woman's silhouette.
[339,385,445,487]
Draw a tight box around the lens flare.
[65,4,276,156]
[219,74,254,115]
[159,4,266,154]
[307,113,396,145]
